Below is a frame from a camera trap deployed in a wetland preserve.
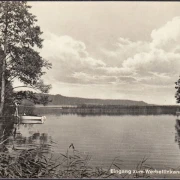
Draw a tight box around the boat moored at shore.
[20,115,46,124]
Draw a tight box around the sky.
[21,1,180,105]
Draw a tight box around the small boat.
[14,102,46,124]
[20,115,46,124]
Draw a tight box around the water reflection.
[0,119,53,153]
[175,119,180,148]
[0,119,14,152]
[1,114,180,173]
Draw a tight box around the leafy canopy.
[0,1,52,107]
[0,1,51,91]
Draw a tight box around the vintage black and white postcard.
[0,1,180,179]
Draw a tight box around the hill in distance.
[47,94,149,106]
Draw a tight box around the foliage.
[0,146,111,178]
[0,1,52,114]
[175,77,180,103]
[13,91,52,106]
[0,141,155,179]
[0,1,51,86]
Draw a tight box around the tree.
[0,1,51,115]
[13,90,52,106]
[175,77,180,103]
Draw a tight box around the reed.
[34,105,179,116]
[0,142,154,178]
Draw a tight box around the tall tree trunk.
[0,2,8,116]
[0,54,6,116]
[0,43,7,116]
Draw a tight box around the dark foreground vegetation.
[0,144,153,178]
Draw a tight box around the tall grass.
[0,142,154,179]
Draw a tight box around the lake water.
[3,114,180,178]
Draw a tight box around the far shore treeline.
[44,94,149,106]
[33,103,180,116]
[15,93,180,116]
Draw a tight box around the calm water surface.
[6,114,180,175]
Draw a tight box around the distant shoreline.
[33,105,180,116]
[35,104,180,108]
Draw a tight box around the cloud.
[72,72,118,84]
[100,38,150,67]
[41,32,109,84]
[101,16,180,88]
[41,16,180,91]
[41,32,138,85]
[151,17,180,51]
[123,49,180,75]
